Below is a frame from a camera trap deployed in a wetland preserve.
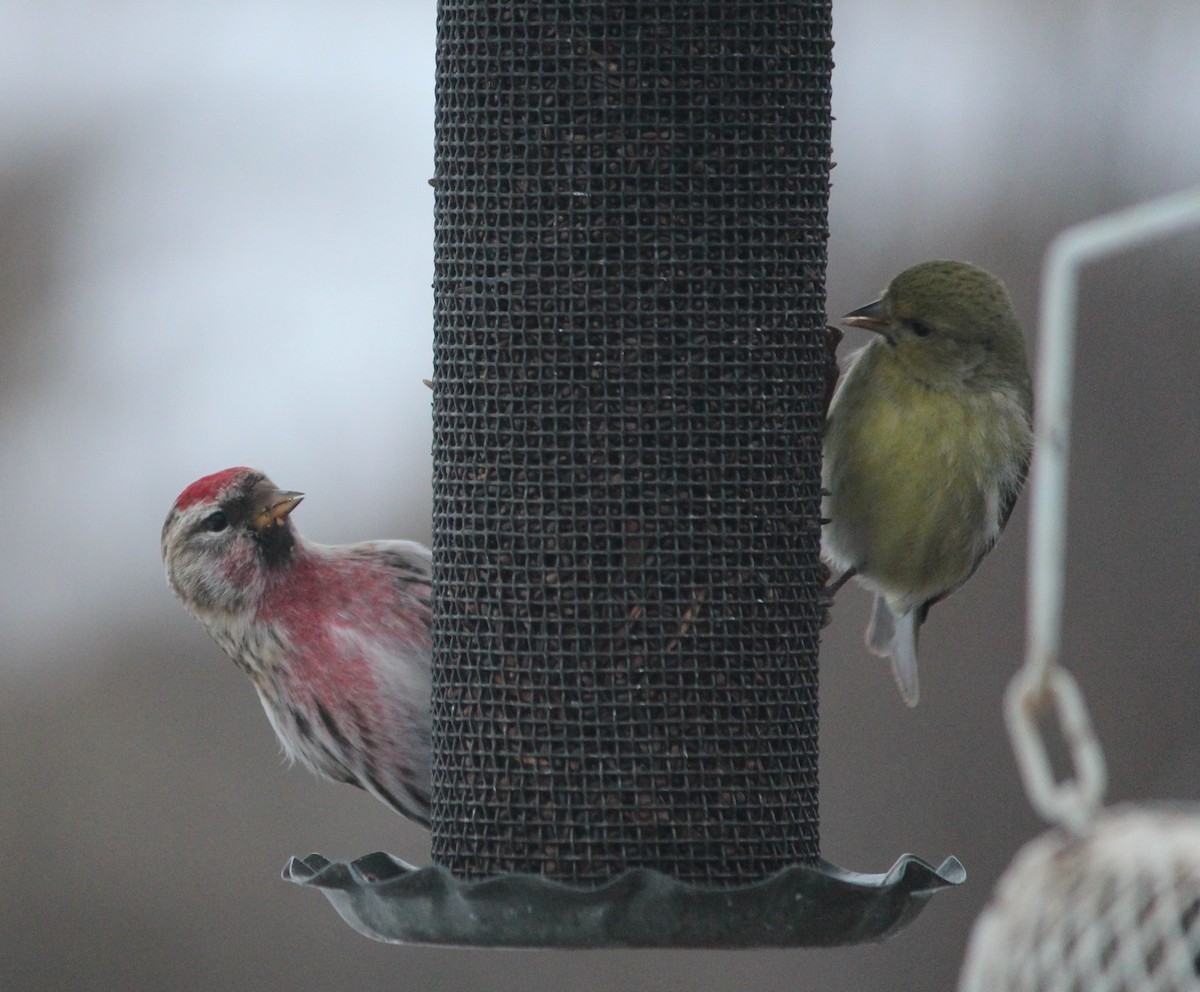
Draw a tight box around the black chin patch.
[255,523,296,568]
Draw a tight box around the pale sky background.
[3,2,1199,990]
[1,1,1197,669]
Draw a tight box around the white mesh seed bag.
[960,805,1200,992]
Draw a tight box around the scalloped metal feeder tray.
[283,852,964,948]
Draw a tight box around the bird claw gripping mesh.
[284,851,964,948]
[959,806,1200,992]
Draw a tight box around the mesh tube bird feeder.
[430,0,831,886]
[285,0,962,946]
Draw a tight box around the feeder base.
[283,852,964,948]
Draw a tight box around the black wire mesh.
[430,0,833,886]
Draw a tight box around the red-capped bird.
[162,467,431,825]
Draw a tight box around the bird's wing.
[917,444,1030,625]
[997,444,1031,534]
[349,540,433,622]
[357,539,432,581]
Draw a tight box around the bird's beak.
[841,298,891,334]
[252,490,304,532]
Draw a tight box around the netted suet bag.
[960,805,1200,992]
[961,191,1200,992]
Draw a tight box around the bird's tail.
[866,594,920,707]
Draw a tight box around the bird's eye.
[910,320,933,338]
[203,510,228,533]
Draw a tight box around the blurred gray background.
[2,1,1198,989]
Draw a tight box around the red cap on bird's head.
[173,467,256,512]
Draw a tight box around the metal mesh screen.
[430,0,833,886]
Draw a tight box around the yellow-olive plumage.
[822,260,1033,706]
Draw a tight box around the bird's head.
[843,260,1029,391]
[161,467,304,615]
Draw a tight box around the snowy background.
[3,1,1199,989]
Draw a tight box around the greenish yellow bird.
[822,260,1033,706]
